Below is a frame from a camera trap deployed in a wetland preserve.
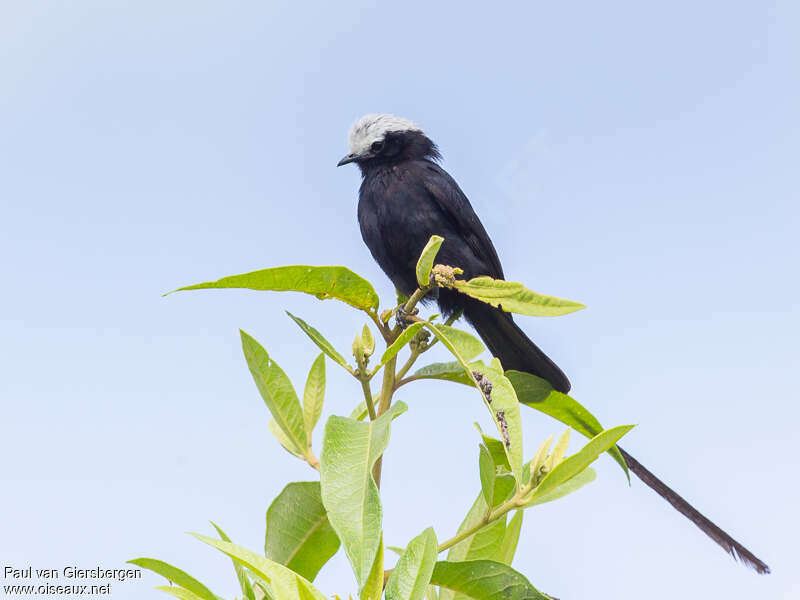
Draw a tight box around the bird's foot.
[395,306,420,330]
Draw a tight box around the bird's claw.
[395,306,419,330]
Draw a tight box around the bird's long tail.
[465,300,571,393]
[463,300,769,573]
[618,446,770,573]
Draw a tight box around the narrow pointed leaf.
[268,419,305,459]
[527,435,554,486]
[128,559,216,600]
[386,528,438,600]
[473,360,523,484]
[360,537,384,600]
[192,535,327,600]
[431,560,548,600]
[265,482,340,581]
[211,522,256,600]
[349,401,369,421]
[168,265,379,311]
[452,276,584,317]
[498,511,523,565]
[155,586,208,600]
[524,468,597,507]
[546,428,571,472]
[416,235,445,288]
[379,322,425,367]
[287,312,351,372]
[508,370,630,480]
[532,425,634,500]
[473,424,510,472]
[410,361,487,386]
[478,444,496,507]
[491,474,516,508]
[240,330,307,455]
[320,402,408,589]
[303,354,326,443]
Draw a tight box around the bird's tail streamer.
[618,446,770,574]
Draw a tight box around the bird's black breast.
[357,159,504,312]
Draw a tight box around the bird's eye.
[370,140,384,153]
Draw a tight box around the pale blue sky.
[1,2,798,599]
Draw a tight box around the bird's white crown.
[348,114,421,155]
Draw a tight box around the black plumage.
[352,129,572,393]
[339,119,769,574]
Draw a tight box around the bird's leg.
[427,271,440,300]
[395,306,421,330]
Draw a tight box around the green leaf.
[431,560,548,600]
[169,265,379,311]
[416,235,445,288]
[210,522,255,600]
[303,354,326,444]
[320,402,408,589]
[192,535,327,600]
[478,444,496,507]
[349,401,369,421]
[379,322,426,367]
[361,325,375,357]
[452,276,584,317]
[265,482,340,582]
[527,434,554,486]
[472,359,524,485]
[473,424,510,472]
[155,586,208,600]
[498,511,523,565]
[240,330,308,456]
[269,419,305,459]
[386,528,438,600]
[287,312,352,373]
[508,370,630,480]
[249,574,275,600]
[434,326,484,362]
[360,537,384,600]
[491,474,516,508]
[545,428,571,473]
[410,361,487,386]
[426,324,523,484]
[531,425,634,500]
[524,468,597,507]
[128,558,217,600]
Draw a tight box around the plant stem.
[359,374,377,421]
[391,306,462,387]
[367,309,392,343]
[394,349,421,383]
[377,356,397,416]
[372,354,397,488]
[394,374,424,389]
[305,452,320,471]
[401,287,428,317]
[437,493,525,554]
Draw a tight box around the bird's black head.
[337,114,440,173]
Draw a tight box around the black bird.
[338,113,770,574]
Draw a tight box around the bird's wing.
[419,161,505,279]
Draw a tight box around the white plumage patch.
[348,113,421,156]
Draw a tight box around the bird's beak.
[337,153,358,167]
